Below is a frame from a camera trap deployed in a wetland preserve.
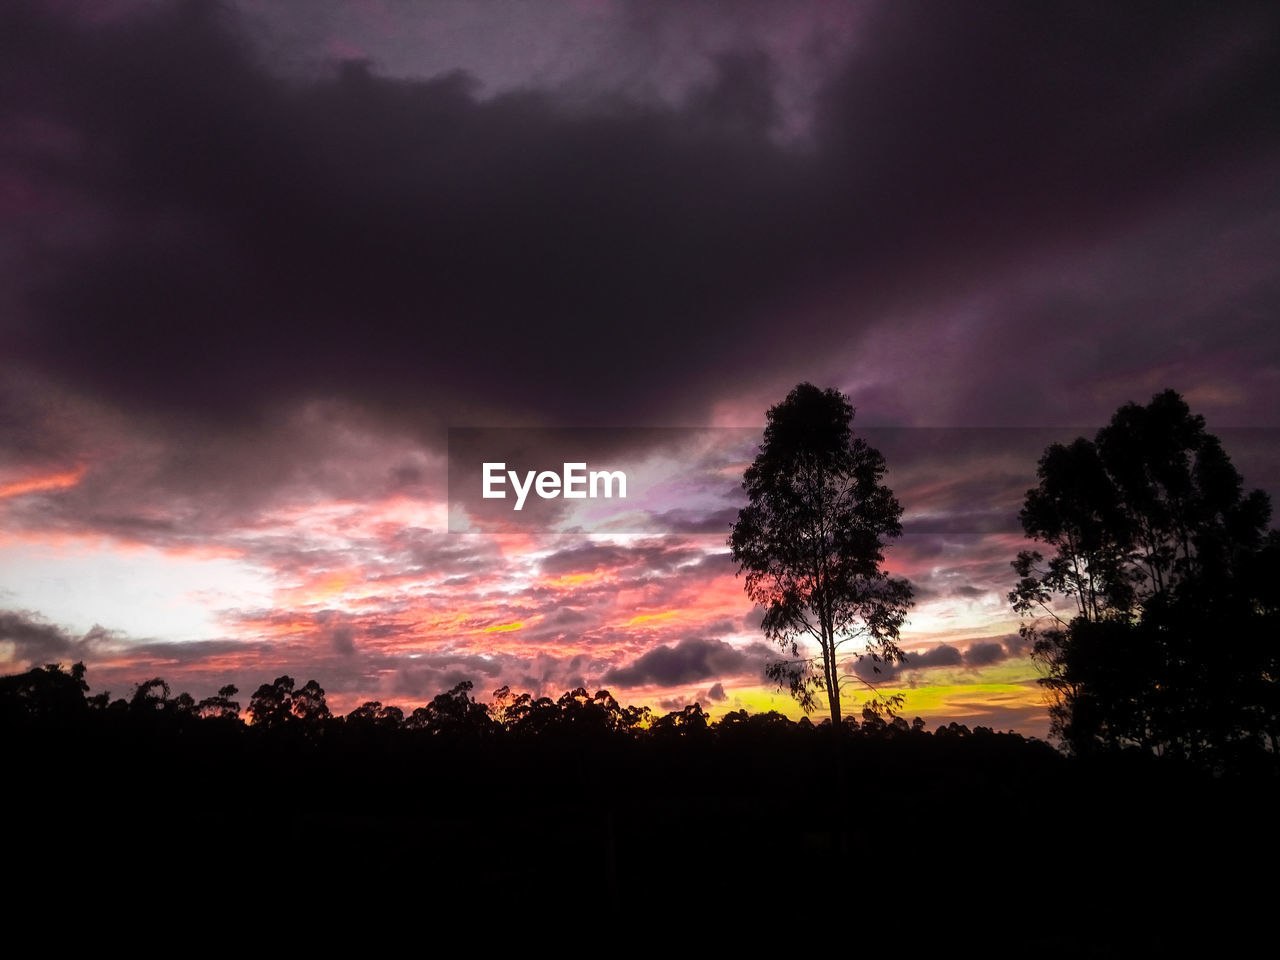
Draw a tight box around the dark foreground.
[7,715,1274,948]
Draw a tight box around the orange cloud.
[0,464,86,499]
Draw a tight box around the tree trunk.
[825,633,849,856]
[826,644,842,726]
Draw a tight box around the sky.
[2,0,1279,737]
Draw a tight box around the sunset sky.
[2,0,1278,737]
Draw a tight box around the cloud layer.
[3,0,1278,735]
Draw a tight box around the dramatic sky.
[3,0,1279,736]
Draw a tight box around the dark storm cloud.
[0,374,90,466]
[853,637,1021,682]
[1005,632,1035,658]
[0,608,241,676]
[3,0,1277,441]
[0,609,84,662]
[603,637,772,687]
[1,1,802,430]
[963,641,1008,668]
[905,645,965,670]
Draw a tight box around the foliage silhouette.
[1011,389,1279,766]
[0,661,90,725]
[0,659,1029,751]
[129,677,172,713]
[729,382,914,724]
[246,675,331,730]
[247,675,296,729]
[197,684,241,721]
[406,680,493,736]
[345,700,404,730]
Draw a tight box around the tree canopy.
[1010,389,1279,766]
[729,382,914,724]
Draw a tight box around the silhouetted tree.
[1010,437,1134,623]
[0,661,89,724]
[346,700,404,730]
[247,675,296,729]
[729,382,914,724]
[291,679,331,726]
[197,685,240,720]
[130,677,172,713]
[408,680,492,736]
[490,689,558,736]
[1011,389,1278,764]
[651,703,710,740]
[556,688,633,738]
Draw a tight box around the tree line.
[0,660,1006,745]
